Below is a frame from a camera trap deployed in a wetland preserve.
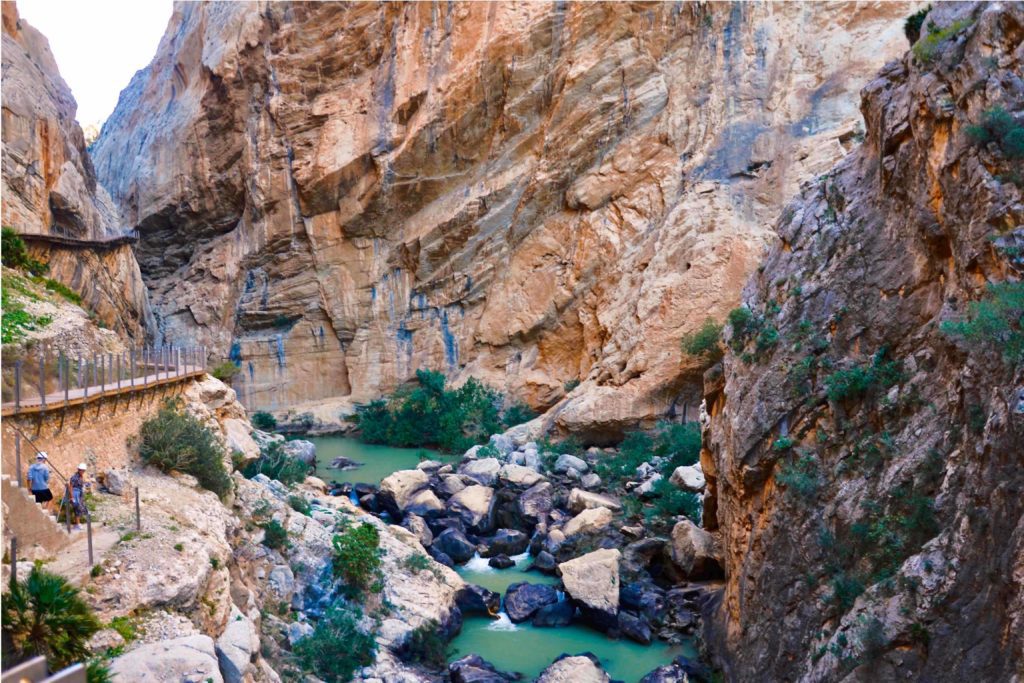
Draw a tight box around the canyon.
[2,1,1022,682]
[88,1,915,439]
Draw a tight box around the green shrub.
[251,411,277,431]
[727,307,754,351]
[210,361,240,382]
[1,227,48,275]
[828,572,866,612]
[912,17,973,63]
[1,565,102,670]
[401,620,450,667]
[23,276,83,305]
[643,478,702,531]
[138,399,232,497]
[292,604,376,680]
[356,369,504,453]
[777,454,820,502]
[288,494,311,516]
[965,106,1024,159]
[824,349,904,403]
[940,281,1023,367]
[681,318,724,362]
[108,616,136,643]
[903,6,931,44]
[260,520,289,551]
[173,543,184,552]
[502,402,537,428]
[596,421,701,491]
[563,378,580,392]
[86,658,112,683]
[332,520,382,597]
[242,441,308,487]
[755,325,779,352]
[772,436,794,451]
[402,553,432,573]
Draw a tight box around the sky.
[17,0,173,128]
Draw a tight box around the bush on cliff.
[681,318,724,363]
[2,565,102,672]
[965,106,1024,160]
[357,368,529,453]
[251,411,277,431]
[941,281,1024,367]
[292,603,375,681]
[1,227,48,276]
[138,399,232,498]
[596,421,701,489]
[241,441,308,487]
[332,520,383,598]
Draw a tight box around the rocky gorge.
[2,1,1022,682]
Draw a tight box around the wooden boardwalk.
[1,364,205,417]
[17,230,139,251]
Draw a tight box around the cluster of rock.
[335,431,725,676]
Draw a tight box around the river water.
[304,436,694,681]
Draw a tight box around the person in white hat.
[27,452,53,511]
[68,462,90,528]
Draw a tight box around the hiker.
[68,463,90,528]
[27,452,53,512]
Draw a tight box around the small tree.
[2,566,102,670]
[332,520,383,597]
[260,519,289,551]
[242,441,308,487]
[681,318,724,363]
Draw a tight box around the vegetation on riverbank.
[356,369,535,453]
[138,399,232,497]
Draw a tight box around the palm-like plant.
[2,565,101,670]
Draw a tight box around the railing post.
[117,353,122,390]
[109,353,114,389]
[14,360,21,413]
[81,356,88,399]
[77,355,83,390]
[58,351,64,395]
[64,356,70,406]
[135,487,141,531]
[15,434,21,488]
[131,348,136,387]
[9,537,16,586]
[39,348,46,409]
[86,511,94,566]
[99,353,105,393]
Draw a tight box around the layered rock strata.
[92,1,914,432]
[703,3,1023,679]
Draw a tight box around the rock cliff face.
[703,2,1023,680]
[92,1,914,429]
[1,2,151,338]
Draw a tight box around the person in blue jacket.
[27,452,53,511]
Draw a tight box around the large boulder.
[669,463,705,492]
[379,469,431,515]
[537,655,610,683]
[216,605,259,683]
[532,599,575,627]
[456,584,501,616]
[448,485,497,534]
[617,610,652,645]
[559,549,621,630]
[482,528,529,557]
[517,481,554,527]
[101,468,133,496]
[568,488,622,514]
[504,582,558,623]
[450,654,518,683]
[110,635,222,682]
[498,463,546,488]
[562,507,613,538]
[281,439,317,468]
[668,520,723,579]
[460,458,502,486]
[554,453,589,475]
[488,433,515,456]
[406,488,445,517]
[403,513,434,547]
[439,473,469,497]
[434,528,477,564]
[639,657,713,683]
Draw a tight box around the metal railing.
[1,345,207,415]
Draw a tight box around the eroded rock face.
[704,3,1024,680]
[1,2,150,337]
[91,2,913,425]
